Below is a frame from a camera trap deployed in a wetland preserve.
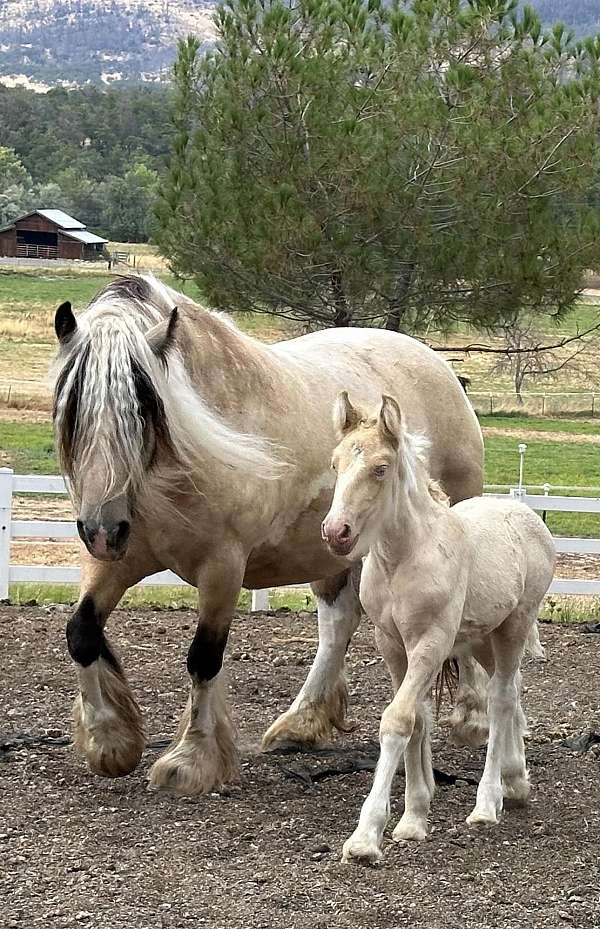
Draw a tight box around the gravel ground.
[1,605,599,929]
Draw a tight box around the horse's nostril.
[114,521,131,548]
[340,524,351,540]
[77,520,96,546]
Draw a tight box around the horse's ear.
[333,391,361,439]
[378,395,402,446]
[146,307,178,362]
[55,301,77,344]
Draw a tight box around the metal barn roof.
[62,229,108,245]
[36,209,86,229]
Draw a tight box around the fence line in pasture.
[2,467,600,606]
[470,391,600,417]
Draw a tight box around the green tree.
[0,146,31,188]
[157,0,600,331]
[102,163,160,242]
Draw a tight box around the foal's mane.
[52,274,287,505]
[401,431,450,507]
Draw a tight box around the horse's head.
[321,392,405,560]
[52,296,178,562]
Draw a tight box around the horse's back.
[273,328,484,501]
[455,497,556,616]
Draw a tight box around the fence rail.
[470,391,600,417]
[16,244,59,259]
[2,468,600,605]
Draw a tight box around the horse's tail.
[525,622,546,660]
[434,658,459,716]
[439,656,490,748]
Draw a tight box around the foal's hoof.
[502,774,530,804]
[466,808,500,826]
[392,815,428,842]
[342,834,383,866]
[73,695,145,778]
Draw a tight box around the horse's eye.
[331,461,337,471]
[373,465,387,479]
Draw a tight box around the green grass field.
[2,415,599,536]
[479,414,600,436]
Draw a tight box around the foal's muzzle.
[77,519,131,561]
[321,516,359,557]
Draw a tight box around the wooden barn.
[0,209,108,260]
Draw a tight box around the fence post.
[0,468,14,600]
[251,589,270,612]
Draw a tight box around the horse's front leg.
[262,569,362,749]
[67,542,160,778]
[148,554,244,796]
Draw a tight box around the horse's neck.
[181,305,275,415]
[374,468,443,566]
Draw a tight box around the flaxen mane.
[52,275,287,505]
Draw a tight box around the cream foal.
[322,393,555,864]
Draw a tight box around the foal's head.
[322,392,424,559]
[52,287,178,562]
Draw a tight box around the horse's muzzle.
[77,519,131,561]
[321,517,359,557]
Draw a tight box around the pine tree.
[157,0,600,331]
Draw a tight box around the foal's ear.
[55,301,77,344]
[146,306,178,362]
[378,395,402,446]
[333,391,361,439]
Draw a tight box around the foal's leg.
[500,667,530,803]
[68,539,160,777]
[148,555,244,795]
[262,569,362,749]
[467,620,527,825]
[375,628,435,843]
[392,702,435,842]
[343,629,452,864]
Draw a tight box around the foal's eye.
[373,465,387,479]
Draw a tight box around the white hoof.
[342,832,383,865]
[466,806,500,826]
[392,815,428,842]
[502,773,530,803]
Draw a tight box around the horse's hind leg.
[467,617,528,826]
[68,546,157,777]
[262,568,361,749]
[500,666,530,804]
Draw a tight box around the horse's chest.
[360,559,393,624]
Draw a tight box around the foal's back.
[454,497,556,637]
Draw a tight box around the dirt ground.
[1,606,599,929]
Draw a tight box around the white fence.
[2,467,600,605]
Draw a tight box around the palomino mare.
[52,275,484,795]
[322,394,555,863]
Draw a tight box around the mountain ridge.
[0,0,596,90]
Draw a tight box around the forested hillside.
[0,85,173,240]
[0,0,215,87]
[0,1,598,89]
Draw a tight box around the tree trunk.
[385,263,415,331]
[331,271,351,327]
